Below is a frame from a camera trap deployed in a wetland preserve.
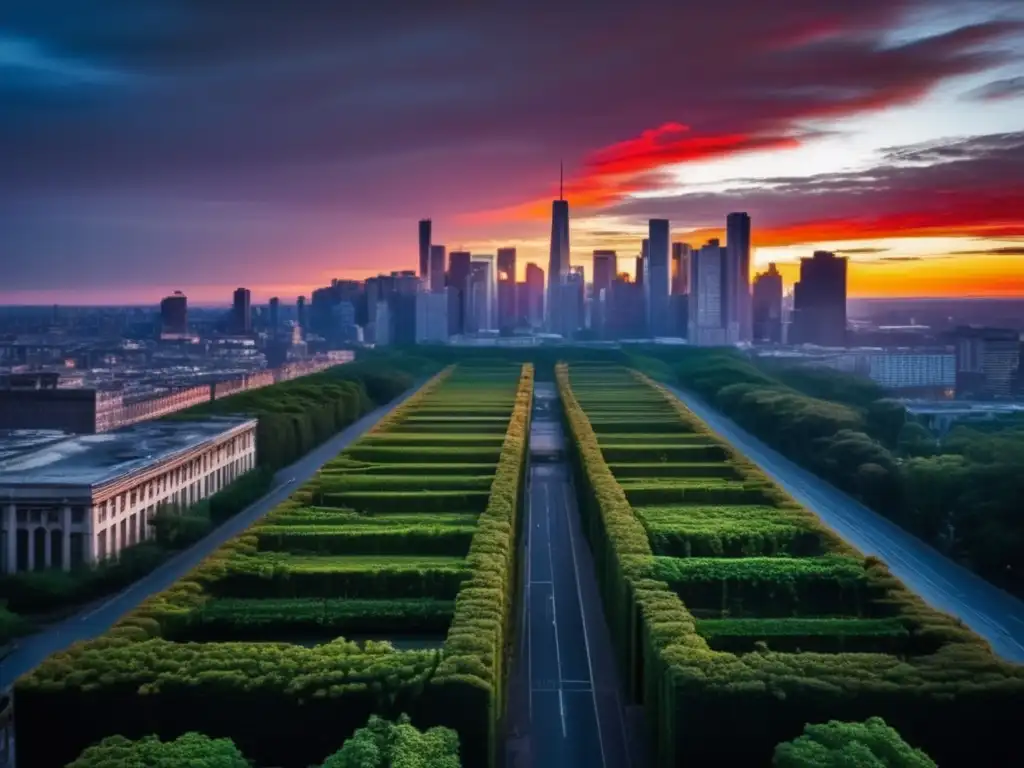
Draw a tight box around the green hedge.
[556,363,1024,767]
[773,717,936,768]
[15,364,533,768]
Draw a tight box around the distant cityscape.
[1,181,1022,419]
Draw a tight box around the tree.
[773,717,936,768]
[321,714,461,768]
[67,733,249,768]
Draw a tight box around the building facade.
[752,263,784,344]
[791,251,848,347]
[496,248,517,331]
[0,416,257,573]
[726,212,752,341]
[418,219,432,279]
[646,220,671,336]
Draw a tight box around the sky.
[2,0,1024,305]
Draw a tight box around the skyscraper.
[791,251,848,346]
[160,291,188,337]
[418,219,432,279]
[467,259,494,333]
[268,297,280,335]
[647,220,670,336]
[592,250,618,298]
[447,250,472,335]
[726,212,752,341]
[496,248,517,331]
[296,295,307,338]
[752,263,783,344]
[524,262,545,328]
[671,243,692,295]
[688,240,729,346]
[635,255,645,286]
[429,244,446,293]
[471,254,497,331]
[546,165,570,330]
[232,287,251,335]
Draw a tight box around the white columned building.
[0,416,257,573]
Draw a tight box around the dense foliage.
[773,717,936,768]
[169,360,416,470]
[557,364,1024,767]
[322,714,461,768]
[67,733,250,768]
[669,349,1024,595]
[66,715,461,768]
[16,363,532,768]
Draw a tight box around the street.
[517,383,633,768]
[667,384,1024,664]
[0,387,420,687]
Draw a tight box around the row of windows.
[96,430,254,523]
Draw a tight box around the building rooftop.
[0,416,255,489]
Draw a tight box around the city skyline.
[3,1,1024,305]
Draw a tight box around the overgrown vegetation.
[66,714,461,768]
[773,717,937,768]
[16,363,532,768]
[558,364,1024,766]
[665,348,1024,595]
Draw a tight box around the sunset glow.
[3,1,1023,304]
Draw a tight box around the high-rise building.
[610,274,647,338]
[296,295,307,339]
[672,243,692,295]
[159,291,188,337]
[546,166,571,331]
[524,263,545,328]
[446,251,472,335]
[415,291,449,343]
[791,251,848,347]
[726,212,752,341]
[554,267,585,338]
[647,220,670,337]
[635,255,645,286]
[268,297,280,335]
[231,287,251,335]
[429,244,446,293]
[752,263,783,344]
[497,247,517,331]
[953,326,1021,399]
[689,240,729,347]
[467,259,494,333]
[592,250,617,298]
[418,220,432,279]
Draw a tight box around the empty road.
[0,386,421,688]
[518,384,633,768]
[667,384,1024,664]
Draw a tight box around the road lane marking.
[562,483,611,768]
[544,483,568,741]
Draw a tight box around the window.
[72,508,85,524]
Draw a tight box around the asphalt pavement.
[520,384,633,768]
[667,384,1024,664]
[0,387,420,688]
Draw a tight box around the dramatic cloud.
[605,131,1024,246]
[961,75,1024,101]
[1,0,1023,298]
[952,245,1024,255]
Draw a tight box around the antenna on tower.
[559,160,564,200]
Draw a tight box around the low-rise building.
[0,416,257,573]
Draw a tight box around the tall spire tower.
[546,162,571,332]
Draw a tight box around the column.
[44,527,52,569]
[62,506,72,571]
[4,505,16,575]
[27,529,34,571]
